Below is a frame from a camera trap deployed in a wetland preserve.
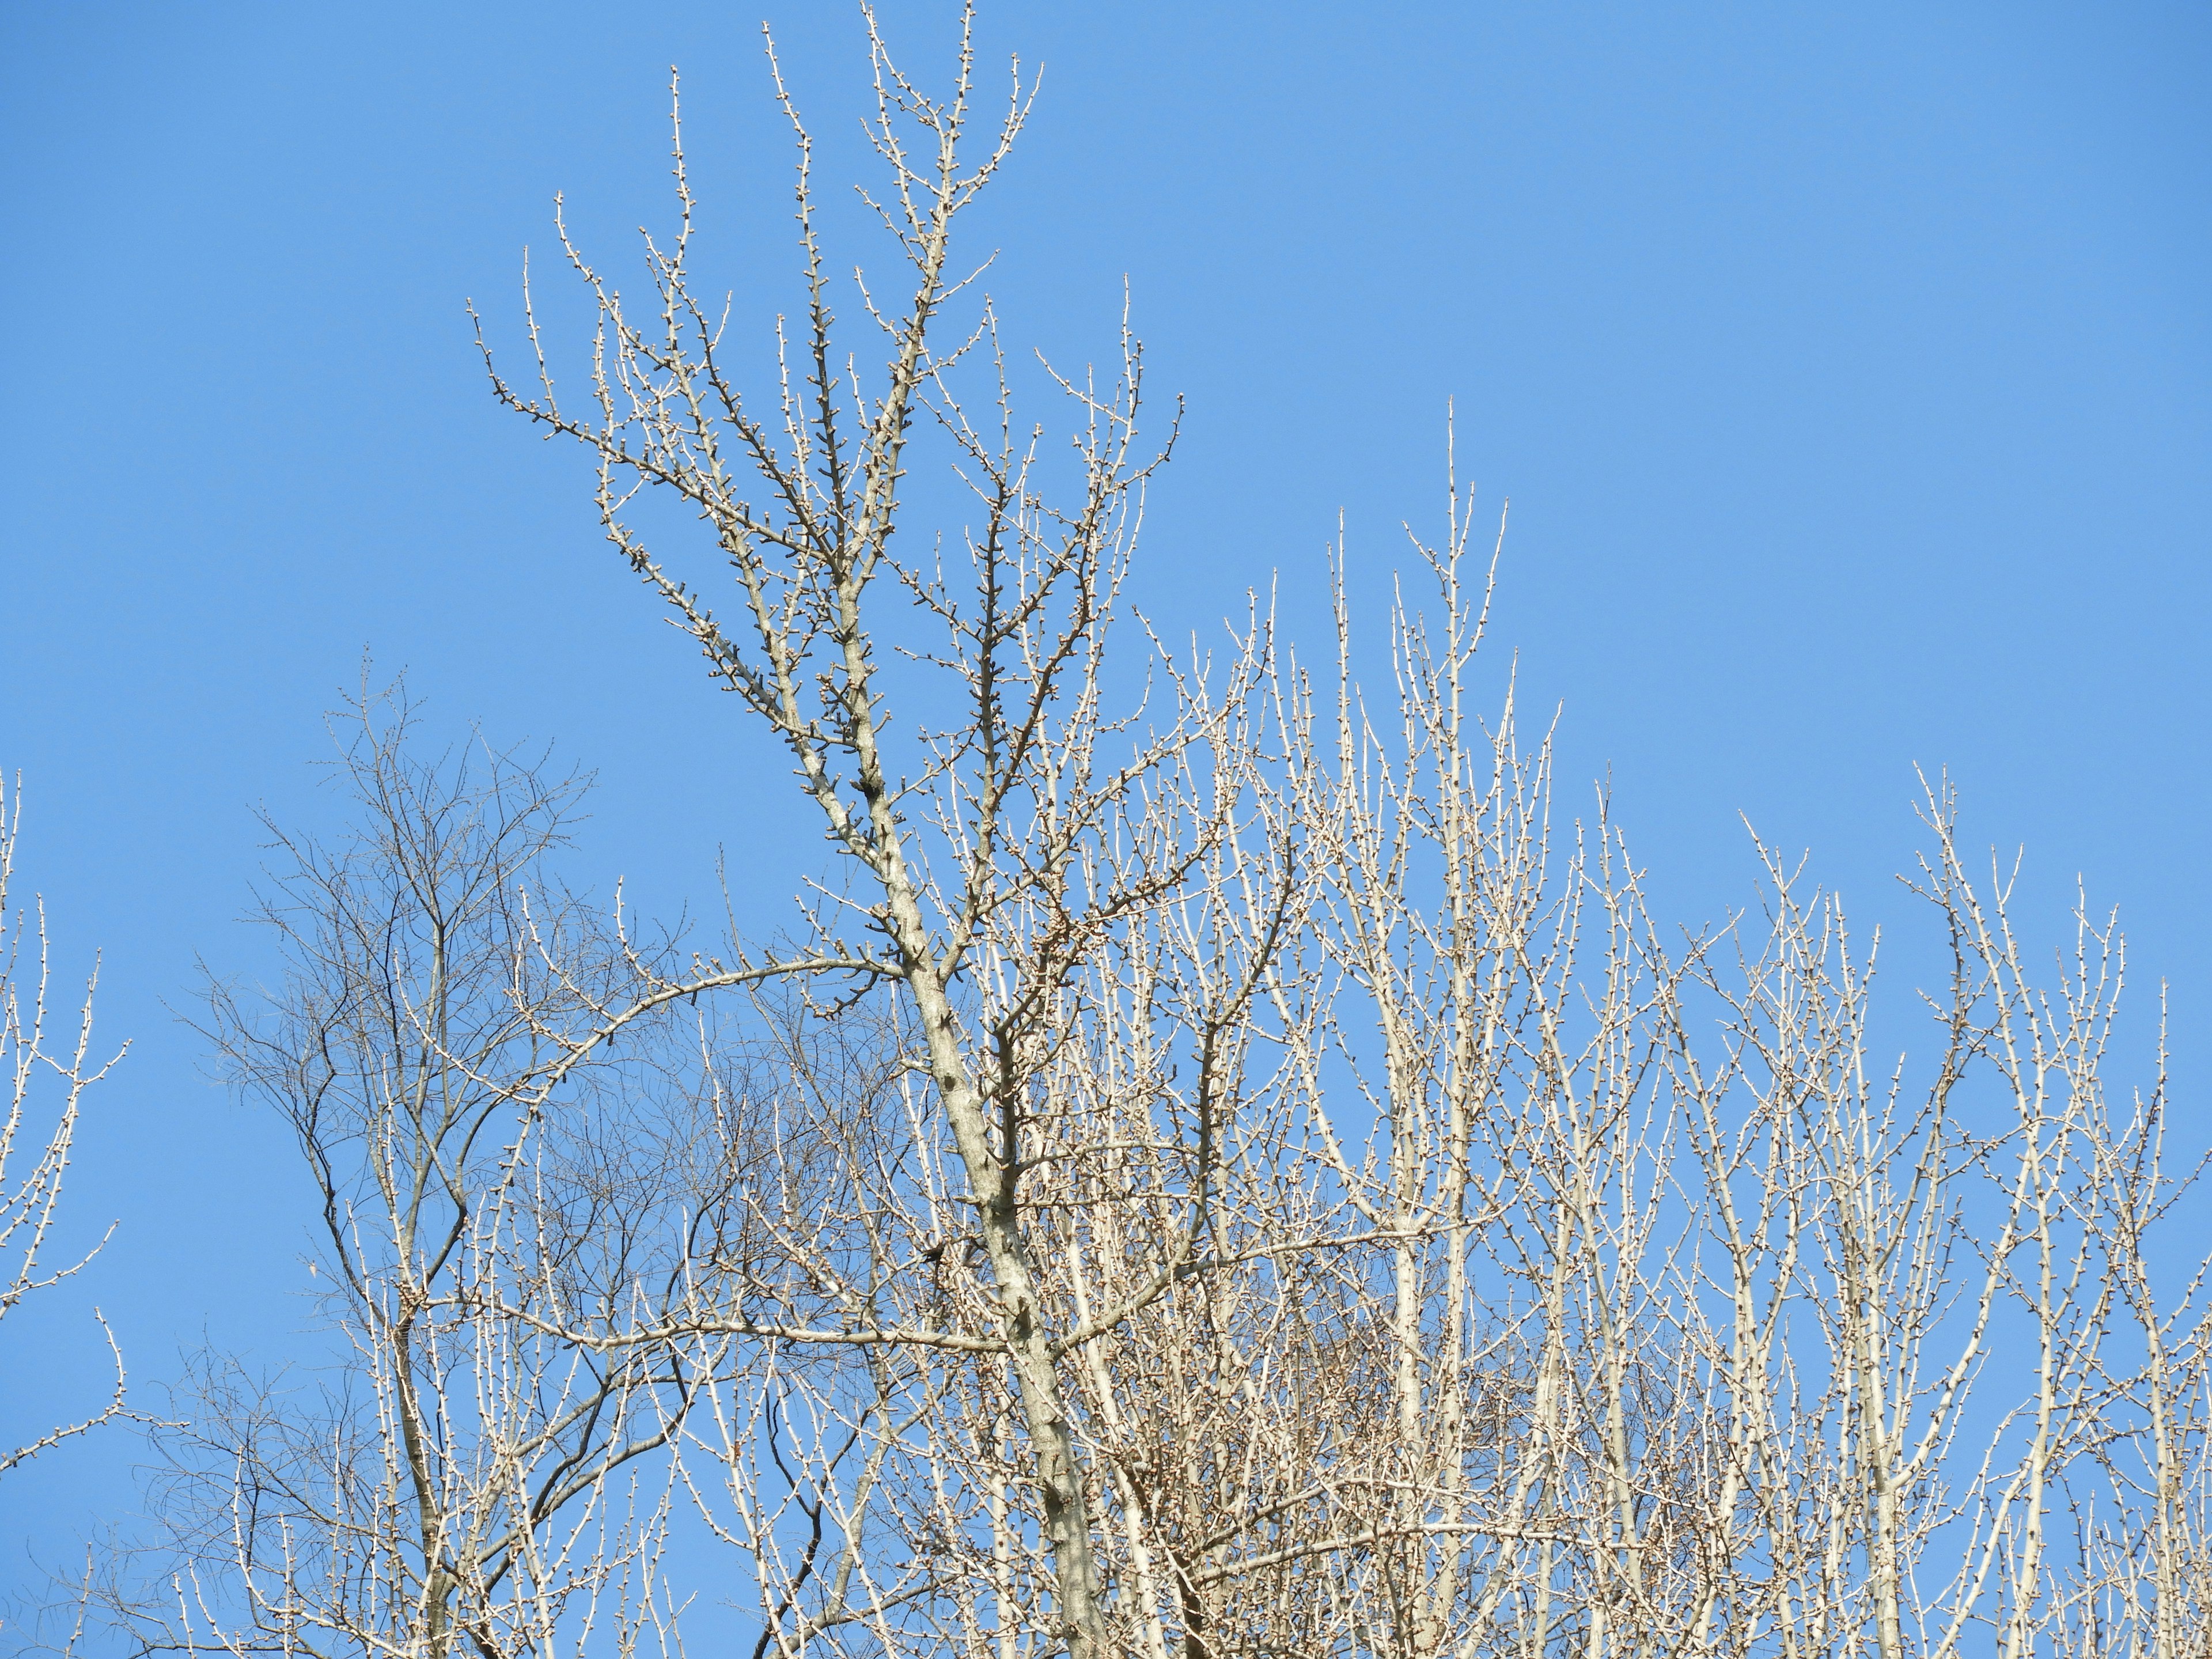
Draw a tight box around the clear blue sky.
[2,0,2206,1578]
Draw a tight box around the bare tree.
[79,690,725,1659]
[474,9,1313,1657]
[459,7,2212,1657]
[0,774,130,1482]
[36,10,2207,1659]
[1226,479,2212,1659]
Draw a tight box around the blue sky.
[2,0,2207,1580]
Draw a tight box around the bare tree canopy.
[26,10,2212,1659]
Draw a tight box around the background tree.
[80,691,727,1659]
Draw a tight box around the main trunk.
[900,940,1106,1659]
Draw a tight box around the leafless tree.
[72,690,733,1659]
[37,9,2212,1659]
[1240,488,2212,1659]
[460,7,2212,1657]
[473,9,1314,1657]
[0,774,130,1482]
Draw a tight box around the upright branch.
[0,773,130,1480]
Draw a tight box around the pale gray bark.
[0,774,131,1481]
